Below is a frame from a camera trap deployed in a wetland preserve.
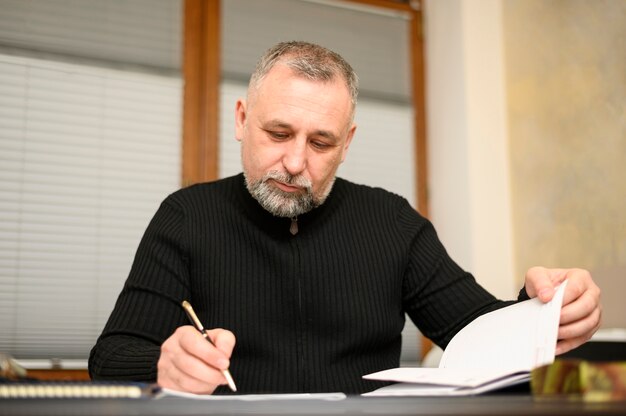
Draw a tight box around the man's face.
[235,64,356,217]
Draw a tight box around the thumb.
[525,267,565,303]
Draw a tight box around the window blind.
[0,54,182,359]
[222,0,411,102]
[0,0,181,71]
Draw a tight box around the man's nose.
[282,139,307,175]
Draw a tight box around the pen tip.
[224,371,237,392]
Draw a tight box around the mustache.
[262,171,312,191]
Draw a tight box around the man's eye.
[270,131,289,140]
[311,140,331,150]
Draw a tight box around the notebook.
[362,280,568,396]
[0,379,159,399]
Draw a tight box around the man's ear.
[234,99,247,142]
[340,123,357,163]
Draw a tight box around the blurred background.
[0,0,624,373]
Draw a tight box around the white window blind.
[0,0,181,71]
[0,54,182,359]
[222,0,411,101]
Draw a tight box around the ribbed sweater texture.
[89,174,515,394]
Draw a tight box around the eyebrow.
[263,119,340,142]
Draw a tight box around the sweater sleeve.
[88,197,191,381]
[396,201,515,349]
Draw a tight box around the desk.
[1,395,626,416]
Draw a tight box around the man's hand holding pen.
[157,324,236,394]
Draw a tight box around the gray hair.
[248,41,359,116]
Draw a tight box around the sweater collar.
[233,173,342,237]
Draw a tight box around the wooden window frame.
[182,0,221,187]
[182,0,431,357]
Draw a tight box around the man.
[89,41,601,395]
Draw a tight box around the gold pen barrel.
[181,300,238,392]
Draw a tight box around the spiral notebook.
[0,379,159,399]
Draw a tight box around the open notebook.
[363,280,568,396]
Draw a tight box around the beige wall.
[425,0,516,300]
[503,0,626,327]
[425,0,625,329]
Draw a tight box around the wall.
[424,0,515,300]
[425,0,625,328]
[503,0,626,328]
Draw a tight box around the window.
[0,0,183,360]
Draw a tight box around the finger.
[170,349,228,387]
[560,288,598,326]
[558,305,602,342]
[158,359,221,394]
[179,328,232,370]
[560,269,598,307]
[555,335,589,356]
[556,310,601,356]
[525,267,566,302]
[207,328,236,358]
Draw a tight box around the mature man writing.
[89,41,601,395]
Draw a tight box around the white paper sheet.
[362,373,531,397]
[362,280,568,396]
[363,367,528,388]
[158,388,346,401]
[439,280,567,371]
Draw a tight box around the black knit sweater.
[88,174,513,394]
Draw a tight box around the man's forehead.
[255,64,348,95]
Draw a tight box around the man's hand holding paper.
[524,267,602,355]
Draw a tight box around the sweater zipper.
[290,222,305,391]
[289,217,298,235]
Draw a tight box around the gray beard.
[244,171,333,218]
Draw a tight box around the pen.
[181,300,237,392]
